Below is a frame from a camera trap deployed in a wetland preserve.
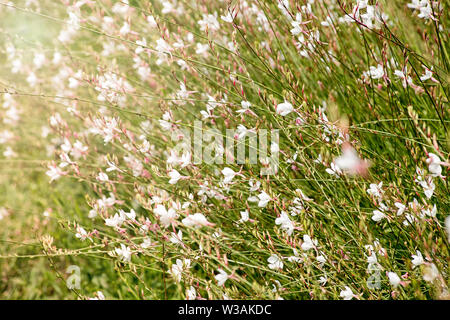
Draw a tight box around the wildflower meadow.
[0,0,448,301]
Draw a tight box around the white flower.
[394,202,406,216]
[325,162,342,176]
[198,13,220,32]
[301,235,317,251]
[426,153,442,177]
[174,82,192,103]
[119,22,130,36]
[407,0,429,10]
[423,204,437,217]
[179,152,191,168]
[238,210,249,223]
[182,213,212,228]
[249,191,271,208]
[154,204,178,227]
[387,272,401,288]
[420,67,433,81]
[221,12,234,23]
[236,124,251,139]
[287,248,302,263]
[141,237,152,249]
[290,13,303,35]
[249,179,261,192]
[195,43,209,56]
[155,38,172,54]
[394,68,413,87]
[0,129,14,144]
[411,250,424,268]
[215,269,229,286]
[27,72,38,86]
[168,169,182,184]
[186,286,196,300]
[159,111,172,130]
[3,147,17,158]
[71,140,88,159]
[403,213,416,226]
[33,52,46,69]
[147,15,157,27]
[257,191,271,207]
[418,4,433,19]
[276,101,294,116]
[46,163,65,182]
[372,209,386,222]
[169,259,190,283]
[340,286,354,300]
[419,178,435,199]
[271,142,279,153]
[237,100,252,113]
[75,226,89,241]
[363,64,384,80]
[115,244,131,262]
[89,291,105,300]
[222,167,237,184]
[319,275,328,286]
[275,211,294,236]
[170,230,183,245]
[105,212,126,228]
[316,254,327,266]
[267,254,283,270]
[121,209,136,220]
[160,0,175,14]
[367,182,383,198]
